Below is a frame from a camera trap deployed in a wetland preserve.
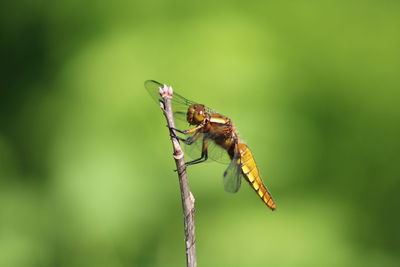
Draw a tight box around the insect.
[145,80,276,210]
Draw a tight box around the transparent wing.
[144,80,195,120]
[223,153,243,193]
[207,140,232,164]
[183,133,207,162]
[184,136,231,164]
[144,80,218,118]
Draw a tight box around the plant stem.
[160,88,197,267]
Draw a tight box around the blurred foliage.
[1,1,400,266]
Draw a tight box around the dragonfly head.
[187,104,207,125]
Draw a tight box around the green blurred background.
[1,1,399,266]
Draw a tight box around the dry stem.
[159,85,197,267]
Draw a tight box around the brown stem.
[160,92,197,267]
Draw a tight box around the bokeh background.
[1,1,399,266]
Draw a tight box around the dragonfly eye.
[194,112,205,122]
[186,105,197,125]
[187,104,206,125]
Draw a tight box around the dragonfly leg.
[185,152,208,166]
[170,123,205,135]
[173,136,207,171]
[168,126,202,145]
[169,127,187,134]
[169,129,188,142]
[174,164,187,175]
[185,137,209,166]
[184,130,202,145]
[168,127,193,145]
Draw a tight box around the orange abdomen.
[238,143,276,210]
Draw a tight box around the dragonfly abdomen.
[238,143,276,210]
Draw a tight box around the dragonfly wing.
[144,80,218,118]
[184,136,231,164]
[144,80,165,105]
[206,139,232,164]
[145,80,196,130]
[173,111,187,121]
[145,80,196,112]
[183,133,206,161]
[223,154,242,193]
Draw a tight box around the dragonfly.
[145,80,276,210]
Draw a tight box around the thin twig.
[159,85,197,267]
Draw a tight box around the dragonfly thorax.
[187,104,208,125]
